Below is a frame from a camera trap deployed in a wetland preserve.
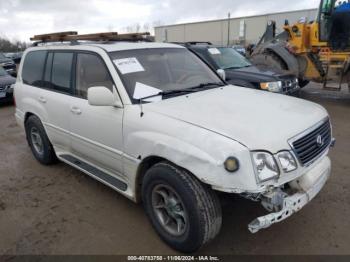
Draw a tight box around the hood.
[147,86,328,153]
[225,65,293,83]
[0,74,16,86]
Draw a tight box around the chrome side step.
[60,154,128,191]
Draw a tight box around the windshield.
[0,67,8,76]
[0,53,6,59]
[208,47,251,69]
[110,48,223,103]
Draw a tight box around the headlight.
[260,81,282,92]
[252,152,279,182]
[277,151,297,173]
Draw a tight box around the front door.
[69,52,124,177]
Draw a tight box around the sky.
[0,0,320,42]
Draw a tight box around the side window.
[75,53,114,99]
[51,52,74,93]
[22,51,47,87]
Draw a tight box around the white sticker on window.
[208,48,221,55]
[133,82,162,102]
[113,57,145,74]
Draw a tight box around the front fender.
[126,130,220,181]
[123,107,259,193]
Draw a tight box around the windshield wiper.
[138,89,196,103]
[225,65,251,70]
[137,82,224,117]
[162,83,224,97]
[188,82,225,90]
[138,82,224,103]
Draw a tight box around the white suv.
[15,40,334,253]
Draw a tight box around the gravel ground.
[0,83,349,255]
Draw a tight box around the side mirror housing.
[88,86,116,106]
[217,69,226,81]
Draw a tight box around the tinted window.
[22,51,47,87]
[51,52,73,93]
[76,53,114,99]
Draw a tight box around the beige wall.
[155,9,318,45]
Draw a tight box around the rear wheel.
[25,115,57,165]
[142,162,222,253]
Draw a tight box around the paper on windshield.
[133,82,162,102]
[113,57,145,74]
[208,48,221,55]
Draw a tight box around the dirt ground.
[0,83,349,255]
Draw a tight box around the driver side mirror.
[88,86,122,107]
[217,69,226,81]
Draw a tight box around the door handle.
[70,106,82,115]
[38,96,47,104]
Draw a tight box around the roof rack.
[31,31,152,46]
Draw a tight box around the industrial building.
[154,8,318,46]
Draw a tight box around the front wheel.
[142,162,222,253]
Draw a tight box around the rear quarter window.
[22,51,47,87]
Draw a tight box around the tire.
[251,52,287,72]
[25,115,57,165]
[142,162,222,253]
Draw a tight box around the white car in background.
[14,40,334,253]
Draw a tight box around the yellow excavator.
[251,0,350,90]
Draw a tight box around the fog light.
[224,157,239,173]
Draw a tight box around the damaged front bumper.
[248,156,331,233]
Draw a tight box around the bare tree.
[142,23,150,32]
[0,37,28,52]
[107,24,114,32]
[135,23,141,33]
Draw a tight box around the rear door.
[69,52,124,176]
[39,51,75,154]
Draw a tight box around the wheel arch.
[134,155,206,203]
[135,156,177,203]
[24,111,35,123]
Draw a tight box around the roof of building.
[154,8,318,29]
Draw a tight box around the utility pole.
[227,12,231,47]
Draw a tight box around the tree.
[0,37,28,52]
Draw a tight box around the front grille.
[291,119,332,166]
[282,78,298,92]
